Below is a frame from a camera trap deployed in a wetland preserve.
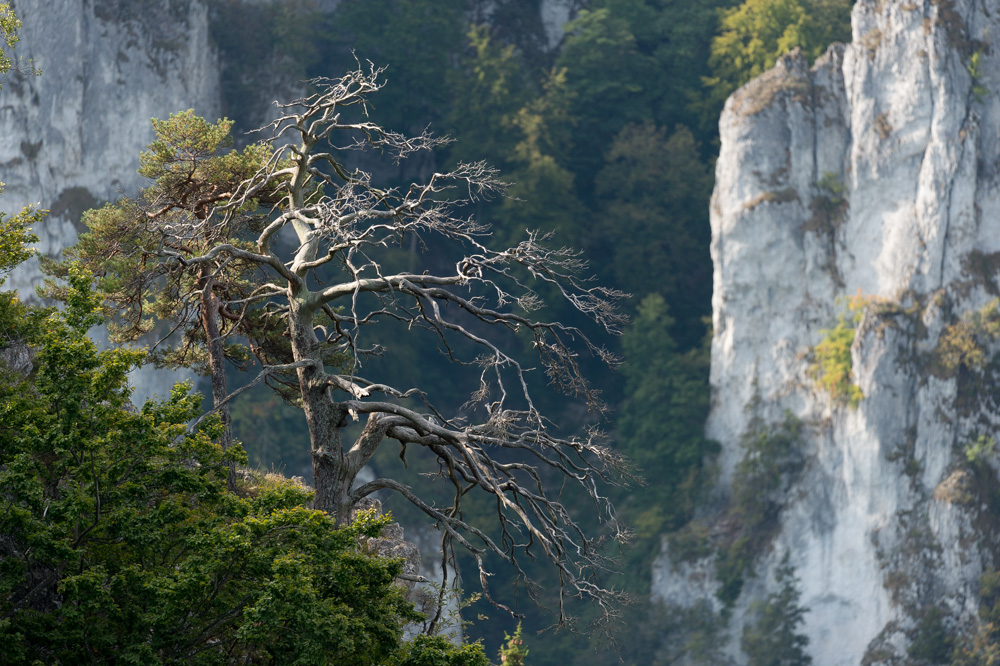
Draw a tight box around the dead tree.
[82,62,631,628]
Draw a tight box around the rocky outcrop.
[653,0,1000,663]
[0,340,33,378]
[351,497,463,641]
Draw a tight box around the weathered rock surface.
[652,0,1000,663]
[1,0,222,292]
[0,340,33,378]
[351,497,463,641]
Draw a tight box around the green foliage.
[0,1,17,77]
[141,110,239,182]
[389,635,490,666]
[0,202,42,285]
[732,412,804,538]
[494,66,586,244]
[619,294,716,541]
[907,605,952,664]
[954,569,1000,664]
[811,303,863,407]
[45,110,307,387]
[705,0,852,106]
[557,5,644,183]
[0,173,48,367]
[667,521,715,564]
[0,256,481,664]
[967,435,997,465]
[328,0,467,133]
[642,599,728,665]
[445,24,533,170]
[208,0,323,132]
[593,123,713,347]
[557,0,735,185]
[498,622,529,666]
[969,49,989,103]
[936,299,1000,374]
[0,287,48,365]
[741,554,811,666]
[0,1,39,88]
[717,412,804,606]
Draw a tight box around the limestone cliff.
[651,1,1000,663]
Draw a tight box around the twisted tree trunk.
[199,269,235,489]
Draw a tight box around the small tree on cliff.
[1,1,40,84]
[60,63,630,625]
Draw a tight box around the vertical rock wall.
[654,0,1000,663]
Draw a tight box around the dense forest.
[0,0,854,663]
[209,0,852,662]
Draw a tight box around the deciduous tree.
[705,0,852,107]
[0,257,488,665]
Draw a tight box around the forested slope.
[0,0,857,663]
[203,1,852,662]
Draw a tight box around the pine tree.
[741,554,812,666]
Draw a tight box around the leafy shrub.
[936,299,1000,373]
[966,435,997,466]
[969,50,989,103]
[811,301,864,407]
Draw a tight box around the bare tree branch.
[69,62,632,633]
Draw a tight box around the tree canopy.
[705,0,852,106]
[1,230,488,666]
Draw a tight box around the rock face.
[652,0,1000,663]
[0,0,222,402]
[539,0,575,48]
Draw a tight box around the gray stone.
[653,0,1000,662]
